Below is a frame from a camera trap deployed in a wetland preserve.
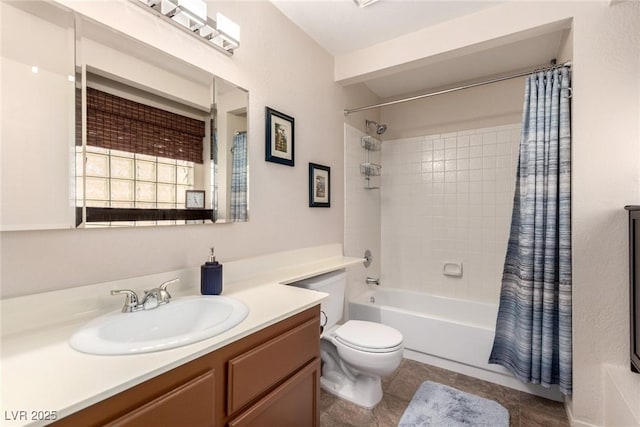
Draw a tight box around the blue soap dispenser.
[201,247,223,295]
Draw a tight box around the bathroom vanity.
[52,307,321,427]
[1,245,362,427]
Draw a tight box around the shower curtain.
[230,132,248,221]
[489,67,572,395]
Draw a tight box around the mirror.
[1,1,76,231]
[0,2,249,230]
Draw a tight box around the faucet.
[110,289,141,313]
[366,277,380,286]
[111,278,179,313]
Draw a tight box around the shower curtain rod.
[343,61,572,115]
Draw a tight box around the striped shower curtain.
[230,132,248,221]
[488,67,572,395]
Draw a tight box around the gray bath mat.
[397,381,509,427]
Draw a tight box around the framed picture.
[185,190,205,209]
[309,163,330,208]
[265,107,294,166]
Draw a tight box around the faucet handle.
[111,289,140,312]
[158,278,178,302]
[159,278,179,292]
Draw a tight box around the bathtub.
[349,287,562,401]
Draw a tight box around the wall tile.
[380,123,520,304]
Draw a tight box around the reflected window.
[76,146,195,210]
[77,87,210,225]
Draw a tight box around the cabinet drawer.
[227,317,319,414]
[105,370,215,427]
[229,358,320,427]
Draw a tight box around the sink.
[70,296,249,355]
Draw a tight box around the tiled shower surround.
[380,124,521,304]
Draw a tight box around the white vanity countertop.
[0,250,363,426]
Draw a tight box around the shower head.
[366,120,387,135]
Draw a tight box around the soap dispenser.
[201,247,223,295]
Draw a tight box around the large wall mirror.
[0,1,248,230]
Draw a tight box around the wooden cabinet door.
[227,317,319,414]
[228,359,320,427]
[105,370,215,427]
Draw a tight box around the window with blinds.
[77,88,210,224]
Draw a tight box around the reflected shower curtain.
[489,67,572,395]
[230,132,248,221]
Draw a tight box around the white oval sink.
[70,296,249,355]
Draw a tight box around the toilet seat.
[333,320,403,353]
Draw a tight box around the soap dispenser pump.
[201,247,223,295]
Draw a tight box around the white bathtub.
[349,288,562,401]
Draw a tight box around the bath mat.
[397,381,509,427]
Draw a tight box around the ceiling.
[271,0,567,99]
[271,0,502,57]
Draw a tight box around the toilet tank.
[290,269,346,330]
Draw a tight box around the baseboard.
[565,402,601,427]
[403,349,564,402]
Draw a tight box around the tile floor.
[320,358,570,427]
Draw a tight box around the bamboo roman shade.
[86,88,205,164]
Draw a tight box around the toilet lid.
[334,320,403,352]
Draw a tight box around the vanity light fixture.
[353,0,380,8]
[133,0,240,55]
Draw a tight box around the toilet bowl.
[291,270,404,408]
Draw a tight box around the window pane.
[177,166,193,185]
[111,157,134,180]
[136,202,156,208]
[157,183,176,203]
[177,185,190,205]
[111,201,135,208]
[136,182,156,202]
[158,156,176,165]
[157,163,176,183]
[136,153,156,162]
[136,160,156,182]
[86,153,109,177]
[75,149,84,176]
[111,149,134,158]
[111,179,135,201]
[85,177,109,200]
[75,177,84,202]
[86,200,109,207]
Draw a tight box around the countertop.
[0,250,363,426]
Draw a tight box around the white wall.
[380,77,525,141]
[0,1,346,297]
[338,1,640,425]
[570,2,640,425]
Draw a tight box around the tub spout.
[366,277,380,286]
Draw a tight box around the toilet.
[291,269,403,408]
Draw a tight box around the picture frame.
[185,190,205,209]
[309,163,330,208]
[265,107,295,166]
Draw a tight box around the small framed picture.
[185,190,205,209]
[265,107,294,167]
[309,163,330,208]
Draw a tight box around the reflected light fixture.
[353,0,380,7]
[134,0,240,55]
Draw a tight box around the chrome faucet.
[111,278,179,313]
[141,278,178,310]
[366,277,380,286]
[110,289,141,313]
